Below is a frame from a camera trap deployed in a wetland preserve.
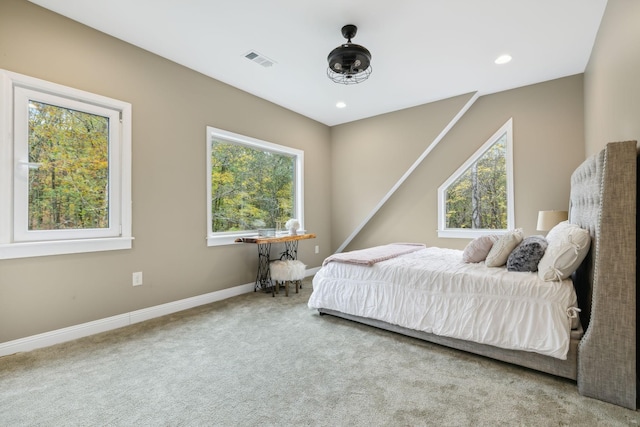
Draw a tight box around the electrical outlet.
[132,271,143,286]
[315,245,319,254]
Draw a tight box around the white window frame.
[0,69,132,259]
[437,118,514,238]
[206,126,304,247]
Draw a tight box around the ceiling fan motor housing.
[327,24,372,77]
[328,43,371,74]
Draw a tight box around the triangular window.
[438,119,514,238]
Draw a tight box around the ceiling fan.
[327,24,372,85]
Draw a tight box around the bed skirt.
[318,308,581,380]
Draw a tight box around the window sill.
[437,229,508,239]
[207,232,258,247]
[0,237,134,260]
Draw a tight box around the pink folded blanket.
[322,243,426,267]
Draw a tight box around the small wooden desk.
[235,233,316,291]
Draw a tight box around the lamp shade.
[536,210,568,231]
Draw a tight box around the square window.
[206,127,304,246]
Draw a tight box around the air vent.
[244,51,276,68]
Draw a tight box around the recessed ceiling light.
[336,101,347,109]
[495,54,512,65]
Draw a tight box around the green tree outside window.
[445,135,507,229]
[210,140,294,233]
[28,101,109,231]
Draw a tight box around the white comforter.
[309,247,579,359]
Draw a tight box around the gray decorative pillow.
[506,235,548,272]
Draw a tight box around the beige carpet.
[1,278,638,426]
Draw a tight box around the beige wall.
[0,0,331,342]
[329,93,475,250]
[3,0,627,346]
[333,76,585,252]
[584,0,640,156]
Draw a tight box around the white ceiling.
[28,0,607,126]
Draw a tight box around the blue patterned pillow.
[506,235,548,272]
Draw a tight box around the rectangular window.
[206,127,303,246]
[26,101,110,232]
[0,69,132,259]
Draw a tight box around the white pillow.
[544,220,571,246]
[485,229,524,267]
[462,235,499,263]
[537,224,591,281]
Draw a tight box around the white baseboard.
[306,266,321,276]
[0,269,318,358]
[0,281,255,357]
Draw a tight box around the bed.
[309,140,637,410]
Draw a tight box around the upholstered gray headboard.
[569,140,637,410]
